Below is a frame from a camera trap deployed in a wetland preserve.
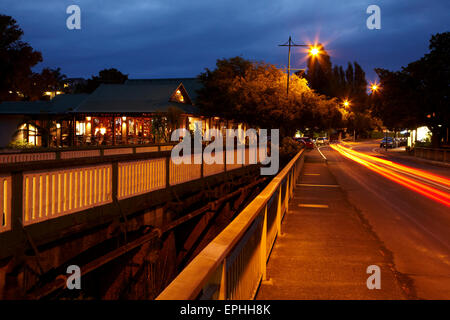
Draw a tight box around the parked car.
[380,137,397,148]
[295,137,315,149]
[316,137,329,146]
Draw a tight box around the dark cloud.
[2,0,449,80]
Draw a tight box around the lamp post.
[342,99,356,141]
[369,82,384,149]
[278,36,321,96]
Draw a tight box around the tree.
[372,68,421,131]
[305,44,333,97]
[373,32,450,147]
[0,14,42,101]
[22,67,67,101]
[197,57,343,138]
[405,32,450,147]
[75,68,128,93]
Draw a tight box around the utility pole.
[279,36,308,97]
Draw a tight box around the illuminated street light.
[343,99,350,107]
[309,46,320,57]
[370,82,380,93]
[279,37,325,96]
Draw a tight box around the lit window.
[174,89,185,103]
[76,121,86,135]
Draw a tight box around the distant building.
[0,78,232,149]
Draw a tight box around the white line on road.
[299,204,329,208]
[297,184,340,188]
[317,146,327,160]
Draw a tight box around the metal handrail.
[156,148,304,300]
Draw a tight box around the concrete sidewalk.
[256,150,408,300]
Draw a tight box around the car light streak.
[331,145,450,207]
[335,144,450,188]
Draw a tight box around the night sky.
[2,0,449,81]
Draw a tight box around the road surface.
[320,141,450,299]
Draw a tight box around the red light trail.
[331,144,450,207]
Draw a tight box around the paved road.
[321,141,450,299]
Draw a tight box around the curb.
[375,148,450,169]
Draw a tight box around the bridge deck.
[256,150,405,300]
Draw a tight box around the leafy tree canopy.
[75,68,128,93]
[197,57,343,138]
[0,14,43,101]
[374,32,450,146]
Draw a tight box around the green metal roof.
[0,79,201,116]
[0,94,89,115]
[125,78,203,102]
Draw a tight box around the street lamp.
[370,82,380,93]
[309,46,321,57]
[279,37,324,96]
[342,99,356,141]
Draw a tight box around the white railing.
[61,149,101,159]
[22,164,112,225]
[203,151,225,177]
[0,152,56,164]
[0,143,178,164]
[135,146,159,153]
[6,146,262,229]
[103,148,133,156]
[156,149,304,300]
[0,175,12,233]
[169,156,202,185]
[118,158,166,200]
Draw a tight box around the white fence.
[0,146,264,232]
[22,165,112,225]
[118,158,166,200]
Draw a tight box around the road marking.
[298,204,329,208]
[297,183,339,188]
[304,173,320,176]
[317,146,327,160]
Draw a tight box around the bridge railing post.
[218,259,227,300]
[276,185,282,236]
[284,175,290,216]
[260,204,267,281]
